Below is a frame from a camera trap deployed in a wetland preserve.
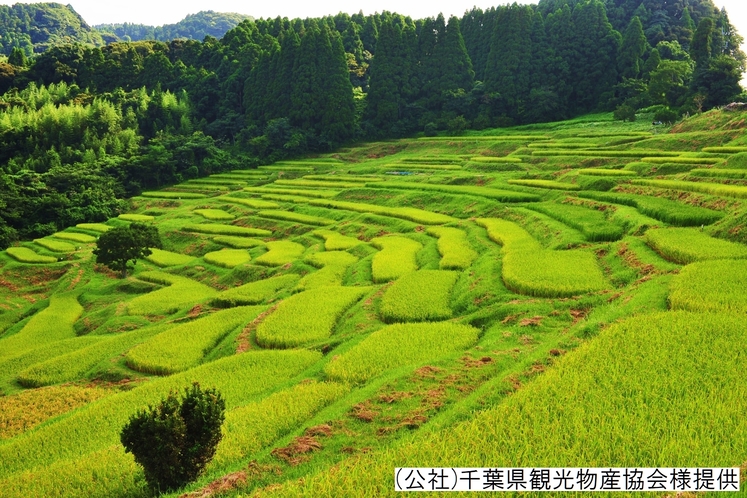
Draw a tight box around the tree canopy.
[93,222,162,278]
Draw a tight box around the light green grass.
[296,251,359,290]
[0,293,83,359]
[144,248,196,267]
[258,210,335,226]
[256,286,368,348]
[212,274,301,307]
[51,232,96,243]
[33,238,75,253]
[366,181,541,202]
[141,191,206,199]
[477,218,608,297]
[533,149,679,158]
[632,179,747,199]
[384,164,462,171]
[6,247,58,264]
[211,381,349,468]
[203,248,251,268]
[184,223,272,237]
[312,229,362,250]
[243,187,340,198]
[578,192,724,226]
[470,156,522,163]
[644,228,747,264]
[302,175,377,183]
[324,322,479,383]
[0,349,322,481]
[577,168,637,176]
[254,240,306,267]
[309,199,454,225]
[117,214,154,222]
[213,236,265,249]
[379,270,458,322]
[371,236,423,283]
[273,179,361,189]
[193,209,235,221]
[690,168,747,179]
[702,146,747,153]
[670,260,747,313]
[75,223,111,232]
[219,197,280,209]
[126,306,265,375]
[527,202,624,242]
[641,156,723,164]
[426,226,478,270]
[127,271,217,315]
[508,179,580,190]
[15,324,168,387]
[279,311,747,495]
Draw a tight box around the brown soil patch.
[378,391,413,404]
[519,316,543,327]
[350,402,378,422]
[413,365,442,378]
[462,355,494,368]
[303,424,333,438]
[187,304,202,318]
[236,304,278,353]
[271,436,323,465]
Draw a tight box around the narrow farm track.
[1,109,746,497]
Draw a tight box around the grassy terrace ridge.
[3,109,747,497]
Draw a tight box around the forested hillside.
[0,2,104,55]
[0,0,744,249]
[95,11,251,43]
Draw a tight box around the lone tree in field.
[93,222,161,278]
[120,383,226,493]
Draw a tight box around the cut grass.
[426,226,478,270]
[243,187,340,198]
[213,236,265,249]
[312,229,362,251]
[324,322,479,383]
[0,292,83,359]
[6,247,58,264]
[75,223,111,232]
[212,274,301,307]
[644,228,747,264]
[371,236,422,283]
[632,179,747,199]
[577,192,723,226]
[193,209,235,221]
[508,179,580,190]
[256,286,368,348]
[141,191,207,199]
[125,306,265,375]
[366,181,541,202]
[527,202,624,242]
[576,168,637,176]
[144,248,196,267]
[127,271,217,315]
[257,210,335,226]
[296,251,359,290]
[254,240,306,267]
[308,199,455,225]
[117,214,154,222]
[184,223,272,237]
[379,270,458,322]
[51,232,96,243]
[204,248,251,268]
[33,238,75,253]
[219,197,280,209]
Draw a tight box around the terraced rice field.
[1,109,747,497]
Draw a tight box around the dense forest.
[95,11,252,43]
[0,0,744,249]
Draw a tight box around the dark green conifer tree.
[619,16,648,79]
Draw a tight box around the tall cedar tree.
[484,5,534,119]
[619,16,649,79]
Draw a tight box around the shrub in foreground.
[120,383,225,493]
